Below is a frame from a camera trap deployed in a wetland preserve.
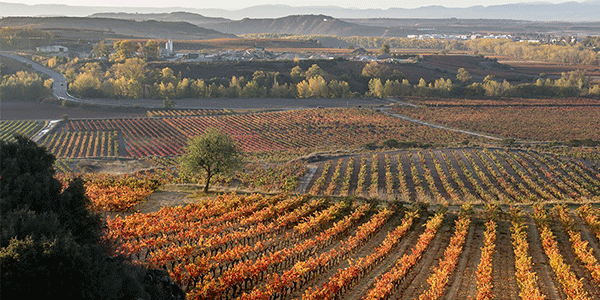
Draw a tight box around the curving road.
[1,52,80,103]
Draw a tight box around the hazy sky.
[3,0,583,9]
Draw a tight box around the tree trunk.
[204,171,211,193]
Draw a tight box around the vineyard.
[0,119,47,142]
[37,108,482,158]
[390,100,600,142]
[104,193,600,300]
[146,109,234,117]
[4,99,600,300]
[303,148,600,203]
[57,172,166,212]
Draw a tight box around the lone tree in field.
[180,129,242,193]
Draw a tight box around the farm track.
[379,108,503,141]
[421,151,450,200]
[342,215,429,300]
[306,163,326,193]
[296,166,317,194]
[444,217,484,299]
[574,214,600,262]
[491,218,519,300]
[526,217,564,299]
[394,214,456,300]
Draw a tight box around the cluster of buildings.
[36,34,581,62]
[159,43,414,63]
[406,33,514,40]
[35,45,69,55]
[404,33,582,44]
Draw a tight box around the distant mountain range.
[87,12,600,38]
[1,1,600,21]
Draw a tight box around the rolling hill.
[201,14,386,37]
[90,11,230,25]
[0,16,235,40]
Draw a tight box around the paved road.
[1,52,79,102]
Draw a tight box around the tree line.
[0,27,53,50]
[366,69,600,99]
[341,37,600,66]
[0,70,53,101]
[66,58,600,100]
[242,34,600,66]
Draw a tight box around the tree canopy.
[180,129,242,192]
[0,135,157,299]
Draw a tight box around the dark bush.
[0,135,183,299]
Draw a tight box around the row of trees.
[339,37,600,65]
[68,58,600,100]
[68,59,363,99]
[0,27,53,50]
[92,40,163,62]
[367,69,600,98]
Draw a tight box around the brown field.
[391,100,600,142]
[0,101,146,120]
[495,58,600,83]
[174,38,326,51]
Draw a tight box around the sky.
[1,0,585,9]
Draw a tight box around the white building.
[36,45,68,53]
[166,40,174,55]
